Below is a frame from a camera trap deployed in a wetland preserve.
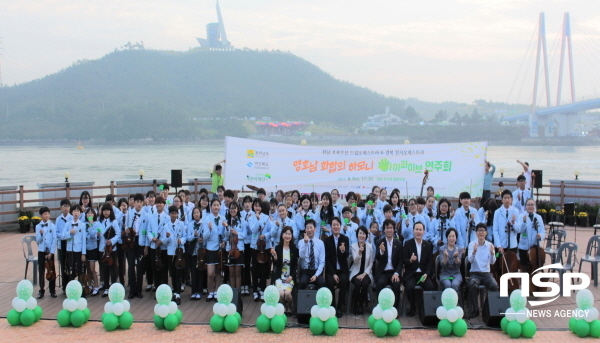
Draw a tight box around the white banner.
[224,137,487,198]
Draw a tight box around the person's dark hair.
[501,189,513,198]
[85,207,98,222]
[60,198,71,207]
[242,195,253,204]
[346,191,357,204]
[371,185,380,194]
[278,226,297,252]
[79,191,92,208]
[383,218,395,229]
[199,194,211,213]
[445,227,458,239]
[105,194,115,202]
[146,190,156,198]
[517,175,526,181]
[459,192,471,200]
[184,190,190,196]
[382,204,393,213]
[476,222,487,231]
[224,189,235,198]
[356,225,369,239]
[168,205,178,214]
[209,198,221,211]
[99,203,116,221]
[331,217,342,226]
[70,204,83,214]
[155,196,166,204]
[217,185,225,192]
[416,196,426,205]
[342,206,352,214]
[133,193,144,202]
[117,198,128,209]
[226,201,241,225]
[388,189,401,207]
[304,218,316,229]
[291,190,301,204]
[413,221,425,231]
[215,164,223,171]
[39,206,50,215]
[162,183,170,190]
[483,198,498,226]
[276,190,285,201]
[199,188,208,195]
[427,186,435,192]
[437,198,452,218]
[257,188,266,196]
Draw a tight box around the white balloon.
[311,305,319,318]
[436,306,447,320]
[390,307,398,319]
[275,303,285,316]
[227,303,237,316]
[66,299,78,312]
[62,299,69,311]
[328,306,336,318]
[584,308,599,323]
[153,303,160,316]
[260,303,267,314]
[447,308,458,323]
[372,305,383,320]
[382,309,395,323]
[113,302,124,316]
[13,298,26,312]
[106,302,115,314]
[168,301,178,315]
[505,307,515,321]
[516,309,528,324]
[157,304,169,318]
[121,300,130,312]
[265,305,276,319]
[318,307,329,321]
[217,303,228,317]
[214,303,221,315]
[26,297,37,310]
[455,306,464,319]
[77,298,87,311]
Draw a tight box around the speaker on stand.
[532,169,543,204]
[171,169,182,194]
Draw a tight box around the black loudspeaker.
[296,289,317,324]
[564,202,575,217]
[418,291,441,326]
[231,287,243,315]
[532,170,543,189]
[171,169,182,188]
[482,291,510,327]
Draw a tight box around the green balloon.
[438,319,452,336]
[66,280,82,300]
[217,284,233,304]
[501,317,509,333]
[316,288,332,307]
[589,320,600,338]
[17,280,34,300]
[256,314,270,333]
[20,309,35,327]
[234,312,242,325]
[324,317,338,336]
[279,314,287,326]
[71,310,85,327]
[156,284,173,305]
[101,312,107,322]
[83,308,91,322]
[309,317,324,335]
[367,315,376,330]
[210,314,225,332]
[568,317,577,332]
[521,319,536,338]
[224,315,239,333]
[576,319,590,338]
[154,314,164,329]
[57,309,71,327]
[387,319,401,336]
[378,288,395,310]
[7,309,20,326]
[373,319,388,337]
[264,285,280,306]
[270,315,285,333]
[119,311,134,329]
[164,314,178,331]
[175,309,183,323]
[452,319,468,337]
[102,313,119,331]
[507,320,522,338]
[33,306,43,322]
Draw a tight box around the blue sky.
[1,0,598,104]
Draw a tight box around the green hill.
[0,49,407,140]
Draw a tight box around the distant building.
[197,1,232,49]
[361,107,404,130]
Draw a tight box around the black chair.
[545,229,567,264]
[556,242,578,294]
[578,235,600,287]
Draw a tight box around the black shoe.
[128,293,135,299]
[468,310,479,319]
[407,310,416,317]
[37,290,44,299]
[136,292,143,299]
[336,309,342,318]
[50,292,57,298]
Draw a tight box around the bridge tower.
[553,12,577,136]
[530,13,552,137]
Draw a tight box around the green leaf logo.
[378,158,390,172]
[265,174,272,179]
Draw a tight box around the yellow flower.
[18,216,30,221]
[31,216,41,220]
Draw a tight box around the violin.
[79,264,90,297]
[102,242,114,266]
[123,227,136,252]
[229,219,240,260]
[45,258,56,281]
[174,235,186,270]
[155,234,164,271]
[196,230,206,270]
[257,225,269,264]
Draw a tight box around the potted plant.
[536,208,547,221]
[588,204,599,227]
[577,212,588,227]
[17,216,31,233]
[31,216,42,228]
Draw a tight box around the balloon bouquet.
[210,284,242,333]
[153,284,183,331]
[435,288,467,337]
[7,280,43,326]
[568,289,600,338]
[367,288,401,337]
[101,283,134,331]
[256,285,286,333]
[501,289,536,338]
[309,288,338,336]
[56,280,91,327]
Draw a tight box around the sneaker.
[146,285,153,292]
[196,293,202,300]
[181,285,185,292]
[175,293,181,305]
[91,288,99,296]
[102,289,109,297]
[37,290,44,299]
[207,292,214,302]
[50,292,57,298]
[213,292,218,302]
[260,291,265,301]
[254,292,260,302]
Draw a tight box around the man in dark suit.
[325,218,350,318]
[403,221,435,317]
[375,219,403,308]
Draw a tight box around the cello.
[229,218,241,260]
[528,216,547,292]
[419,170,429,197]
[493,219,520,294]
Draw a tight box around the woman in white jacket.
[350,225,373,315]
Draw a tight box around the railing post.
[66,183,71,202]
[19,185,24,209]
[194,178,198,203]
[560,181,565,206]
[153,179,157,193]
[110,181,115,195]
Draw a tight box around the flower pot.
[564,216,575,226]
[589,215,597,227]
[577,217,588,227]
[19,223,30,233]
[31,220,41,228]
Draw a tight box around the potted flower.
[17,216,31,233]
[577,212,588,227]
[31,216,42,228]
[536,208,547,220]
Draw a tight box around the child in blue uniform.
[35,207,57,299]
